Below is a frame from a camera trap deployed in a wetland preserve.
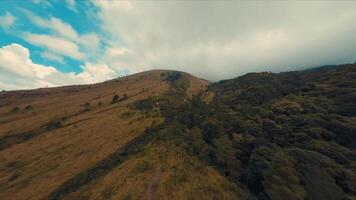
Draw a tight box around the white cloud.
[41,52,65,64]
[23,10,78,40]
[3,1,356,90]
[77,33,100,51]
[94,0,132,11]
[0,12,15,29]
[66,0,77,12]
[25,33,85,60]
[93,1,356,80]
[22,10,101,61]
[0,43,115,90]
[76,63,115,83]
[0,43,57,89]
[31,0,52,7]
[106,47,130,57]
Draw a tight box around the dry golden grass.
[201,91,215,104]
[62,141,246,200]
[0,70,208,200]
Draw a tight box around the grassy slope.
[0,70,209,200]
[63,141,244,200]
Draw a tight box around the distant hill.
[0,64,355,200]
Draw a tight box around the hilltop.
[0,64,355,200]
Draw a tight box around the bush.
[47,120,62,130]
[25,105,33,110]
[111,94,119,104]
[11,106,20,112]
[133,98,155,110]
[83,102,90,112]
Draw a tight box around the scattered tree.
[11,106,20,112]
[83,102,90,111]
[25,105,33,110]
[112,94,119,104]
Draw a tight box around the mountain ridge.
[0,64,355,200]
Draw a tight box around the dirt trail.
[147,162,162,199]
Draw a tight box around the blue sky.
[1,1,356,90]
[0,0,101,73]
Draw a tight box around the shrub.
[25,105,33,110]
[11,106,20,112]
[133,98,155,110]
[47,120,62,130]
[111,94,119,104]
[83,102,90,111]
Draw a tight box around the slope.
[1,64,356,200]
[0,70,209,200]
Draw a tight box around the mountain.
[0,65,355,200]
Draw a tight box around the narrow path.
[147,162,162,199]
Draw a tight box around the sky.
[1,0,356,90]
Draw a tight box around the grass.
[60,140,245,200]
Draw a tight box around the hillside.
[0,65,355,200]
[0,70,208,200]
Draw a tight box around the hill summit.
[0,64,355,200]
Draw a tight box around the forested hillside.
[122,64,356,200]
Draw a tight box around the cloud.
[23,10,78,40]
[66,0,77,12]
[76,63,115,83]
[41,51,65,64]
[22,10,101,61]
[0,12,15,29]
[0,43,57,89]
[24,33,85,60]
[3,1,356,90]
[77,33,100,51]
[93,1,356,80]
[31,0,52,7]
[0,43,116,90]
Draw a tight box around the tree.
[11,106,20,112]
[112,94,119,104]
[83,102,90,111]
[25,105,33,110]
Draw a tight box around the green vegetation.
[11,106,20,112]
[152,64,356,199]
[133,98,156,110]
[46,120,62,131]
[111,93,128,104]
[48,64,356,200]
[111,94,119,104]
[82,102,90,112]
[25,105,33,110]
[164,71,189,92]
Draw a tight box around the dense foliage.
[155,64,356,200]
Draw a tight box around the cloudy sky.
[1,0,356,90]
